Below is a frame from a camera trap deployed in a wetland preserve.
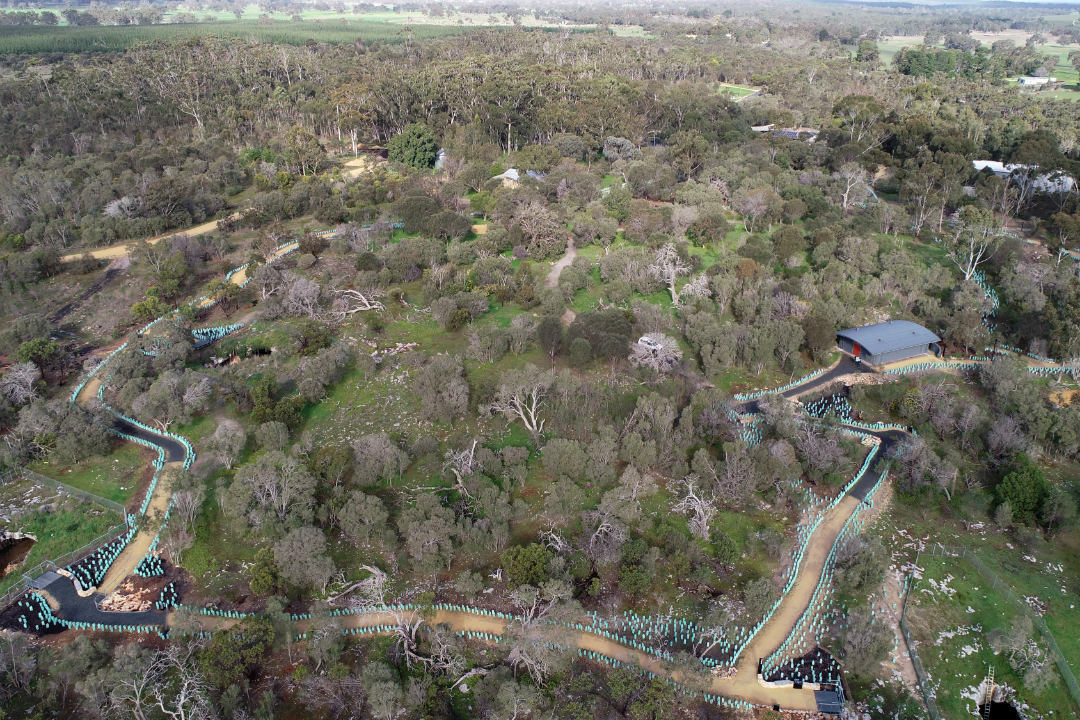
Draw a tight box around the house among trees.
[750,124,820,141]
[491,168,521,187]
[836,320,941,367]
[972,160,1077,194]
[490,168,546,188]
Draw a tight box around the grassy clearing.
[877,35,922,66]
[28,441,150,505]
[879,497,1080,719]
[0,474,121,595]
[717,82,758,99]
[905,550,1080,719]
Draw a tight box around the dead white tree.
[251,262,288,301]
[442,440,480,499]
[487,365,553,442]
[385,609,469,682]
[387,608,429,669]
[648,243,709,306]
[148,641,215,720]
[837,163,871,213]
[181,377,213,415]
[795,423,845,474]
[171,487,204,529]
[715,446,759,505]
[670,205,699,237]
[942,206,1003,282]
[539,524,573,555]
[449,667,490,692]
[331,564,390,606]
[582,508,628,566]
[282,274,322,318]
[0,362,41,406]
[331,288,385,320]
[676,273,710,305]
[616,465,657,501]
[422,622,468,680]
[672,473,716,539]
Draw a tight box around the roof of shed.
[836,320,939,355]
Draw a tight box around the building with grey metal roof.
[836,320,940,367]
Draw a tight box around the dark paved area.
[737,358,864,414]
[41,572,165,627]
[782,358,863,399]
[112,417,186,462]
[848,429,906,500]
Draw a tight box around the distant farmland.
[0,19,487,54]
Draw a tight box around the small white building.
[489,168,521,188]
[1017,76,1056,87]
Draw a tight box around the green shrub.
[500,543,552,587]
[996,454,1049,526]
[387,123,438,169]
[568,337,592,367]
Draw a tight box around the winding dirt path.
[50,218,1021,713]
[545,238,577,288]
[715,495,859,706]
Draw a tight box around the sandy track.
[96,462,177,596]
[712,496,859,709]
[61,213,242,263]
[342,155,386,179]
[223,241,299,290]
[172,605,820,709]
[545,239,577,288]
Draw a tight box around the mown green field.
[718,82,758,98]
